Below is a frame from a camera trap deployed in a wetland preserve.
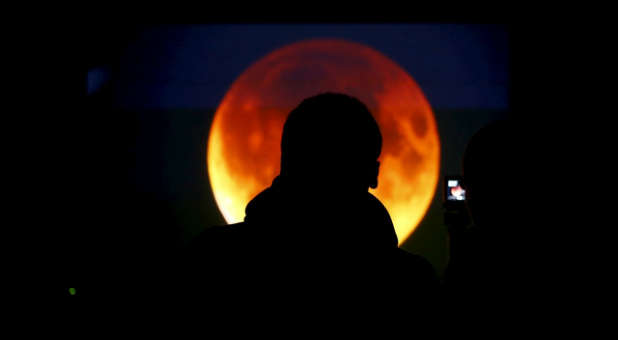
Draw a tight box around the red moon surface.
[207,39,440,245]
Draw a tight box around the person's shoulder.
[395,248,439,284]
[366,192,388,212]
[396,248,432,268]
[201,223,245,236]
[186,223,246,253]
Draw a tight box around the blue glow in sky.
[111,24,509,110]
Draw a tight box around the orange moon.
[207,39,440,245]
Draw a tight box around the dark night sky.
[86,24,510,278]
[101,24,509,110]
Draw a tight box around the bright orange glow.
[207,39,440,245]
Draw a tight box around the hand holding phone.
[443,176,466,210]
[445,176,466,202]
[443,175,470,229]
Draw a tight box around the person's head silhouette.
[243,93,394,248]
[279,93,382,199]
[463,120,515,232]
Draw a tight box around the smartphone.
[444,176,466,203]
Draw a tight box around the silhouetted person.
[444,120,523,317]
[182,93,439,318]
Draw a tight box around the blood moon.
[207,39,440,245]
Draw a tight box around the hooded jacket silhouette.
[183,93,439,310]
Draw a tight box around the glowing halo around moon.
[207,39,440,245]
